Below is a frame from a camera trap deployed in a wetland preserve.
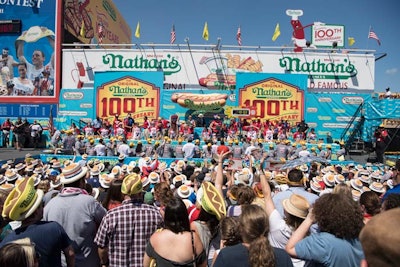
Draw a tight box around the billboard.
[312,24,345,48]
[64,0,132,45]
[0,0,61,104]
[94,71,163,124]
[62,49,375,93]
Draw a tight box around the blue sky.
[113,0,399,93]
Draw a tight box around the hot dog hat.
[2,177,44,221]
[200,181,226,220]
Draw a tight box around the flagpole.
[366,25,371,51]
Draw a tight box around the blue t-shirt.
[295,232,364,267]
[0,221,71,267]
[382,184,400,202]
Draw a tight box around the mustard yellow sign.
[97,76,160,124]
[239,78,304,124]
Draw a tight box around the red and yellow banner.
[97,76,159,124]
[239,78,304,125]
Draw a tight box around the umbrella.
[279,155,329,170]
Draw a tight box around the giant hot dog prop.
[171,93,228,108]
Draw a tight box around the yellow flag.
[272,23,280,41]
[348,37,355,46]
[79,20,85,37]
[202,22,209,41]
[135,22,140,38]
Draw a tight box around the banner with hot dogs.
[236,73,307,126]
[160,89,237,122]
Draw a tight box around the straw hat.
[99,174,113,189]
[50,175,63,189]
[111,166,121,177]
[323,174,335,188]
[118,154,126,161]
[334,174,345,184]
[352,189,361,201]
[60,163,88,184]
[172,174,187,186]
[0,183,14,192]
[82,154,88,160]
[359,174,371,184]
[369,182,386,194]
[310,180,323,194]
[282,194,310,219]
[148,172,160,184]
[176,185,193,199]
[90,165,101,176]
[2,177,44,221]
[52,161,62,169]
[299,164,308,172]
[14,163,25,172]
[350,178,364,191]
[5,169,20,182]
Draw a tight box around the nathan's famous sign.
[97,76,160,123]
[239,78,304,125]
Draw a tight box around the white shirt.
[117,143,130,156]
[94,143,106,156]
[12,77,34,95]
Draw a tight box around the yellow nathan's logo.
[106,78,150,97]
[97,76,160,123]
[239,78,304,124]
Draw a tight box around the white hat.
[50,175,63,189]
[60,163,88,184]
[90,165,101,176]
[148,172,160,184]
[176,185,193,199]
[369,182,386,194]
[111,166,121,177]
[99,174,114,189]
[172,174,187,185]
[350,178,363,191]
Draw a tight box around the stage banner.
[58,88,96,130]
[236,73,307,126]
[0,1,61,103]
[94,71,163,124]
[62,49,375,93]
[305,93,371,141]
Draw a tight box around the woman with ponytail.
[213,204,293,267]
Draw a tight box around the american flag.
[368,29,381,45]
[98,22,104,44]
[236,26,242,46]
[170,24,176,44]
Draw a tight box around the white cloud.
[385,68,398,75]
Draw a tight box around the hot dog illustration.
[171,93,228,108]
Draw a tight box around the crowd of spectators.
[0,145,399,266]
